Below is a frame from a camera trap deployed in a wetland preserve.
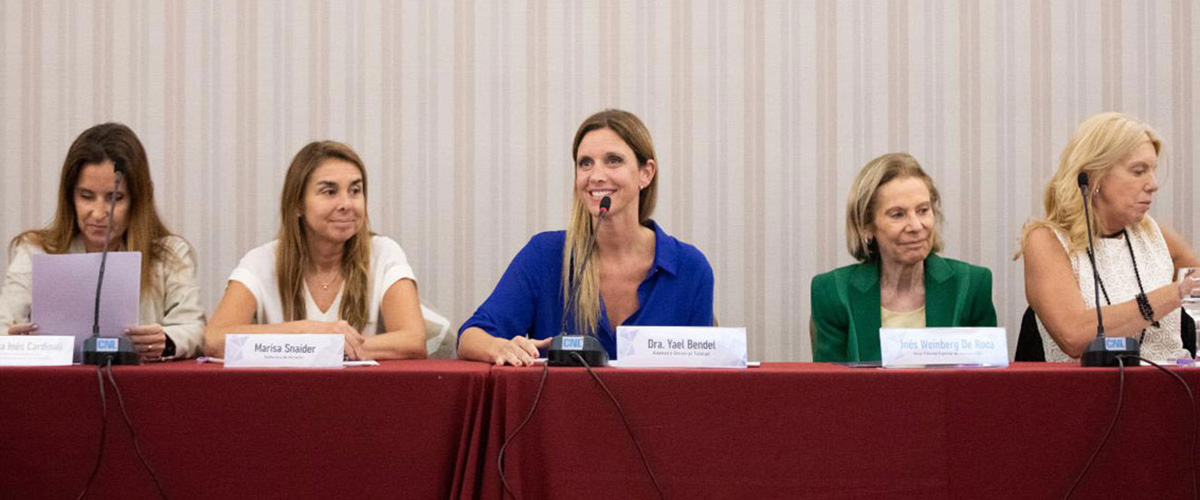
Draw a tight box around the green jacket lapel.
[924,254,958,327]
[848,261,882,361]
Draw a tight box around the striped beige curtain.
[1,0,1196,361]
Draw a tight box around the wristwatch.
[162,335,177,358]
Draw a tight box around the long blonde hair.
[1017,112,1161,258]
[844,153,944,262]
[563,110,658,336]
[11,122,178,298]
[276,141,372,331]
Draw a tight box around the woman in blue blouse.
[458,109,715,366]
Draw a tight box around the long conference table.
[1,361,1197,499]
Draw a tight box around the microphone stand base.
[1079,336,1140,367]
[83,337,140,366]
[547,334,610,367]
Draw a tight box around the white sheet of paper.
[31,252,141,362]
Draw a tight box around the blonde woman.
[1020,112,1200,361]
[458,109,715,366]
[811,153,996,362]
[0,123,205,361]
[205,141,426,360]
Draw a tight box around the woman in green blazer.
[811,153,997,362]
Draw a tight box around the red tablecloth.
[464,363,1200,500]
[0,360,490,499]
[4,361,1197,499]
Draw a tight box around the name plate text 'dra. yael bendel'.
[616,326,747,368]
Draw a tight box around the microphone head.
[599,196,612,213]
[1077,172,1089,188]
[110,160,128,187]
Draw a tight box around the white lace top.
[1037,215,1187,362]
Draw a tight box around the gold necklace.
[313,266,341,291]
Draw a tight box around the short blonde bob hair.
[845,153,944,262]
[1018,112,1161,257]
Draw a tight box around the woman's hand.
[490,337,551,366]
[126,324,168,361]
[1178,268,1200,301]
[330,320,368,361]
[8,323,38,335]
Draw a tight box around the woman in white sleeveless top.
[204,141,427,360]
[1019,113,1200,361]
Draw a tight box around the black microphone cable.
[1131,356,1196,499]
[1065,356,1198,500]
[572,352,666,500]
[498,361,551,500]
[105,362,169,499]
[1064,356,1128,500]
[74,359,169,500]
[496,355,665,500]
[75,359,111,500]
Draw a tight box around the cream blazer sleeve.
[149,236,206,359]
[0,241,38,330]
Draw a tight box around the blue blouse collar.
[645,220,678,277]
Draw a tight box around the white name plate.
[224,334,344,369]
[616,326,747,369]
[0,335,75,366]
[880,327,1008,368]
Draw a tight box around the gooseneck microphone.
[559,196,610,333]
[549,195,611,367]
[83,170,139,366]
[91,172,123,338]
[1079,172,1105,337]
[1077,172,1140,367]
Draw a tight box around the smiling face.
[1093,141,1159,234]
[300,159,365,246]
[574,127,655,220]
[74,160,130,252]
[866,176,935,268]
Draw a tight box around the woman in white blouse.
[205,141,426,360]
[0,123,205,361]
[1020,112,1200,361]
